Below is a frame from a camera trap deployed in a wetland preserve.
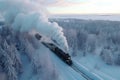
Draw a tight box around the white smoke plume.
[0,0,69,51]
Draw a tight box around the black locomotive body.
[54,47,72,65]
[42,42,73,65]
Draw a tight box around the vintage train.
[34,33,72,65]
[42,42,73,65]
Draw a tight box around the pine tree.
[0,47,18,80]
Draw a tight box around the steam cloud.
[0,0,69,51]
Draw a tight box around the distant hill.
[49,14,120,21]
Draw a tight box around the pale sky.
[46,0,120,14]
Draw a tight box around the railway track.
[71,64,92,80]
[71,62,103,80]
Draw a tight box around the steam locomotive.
[42,42,73,65]
[35,33,72,65]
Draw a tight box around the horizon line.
[49,13,120,16]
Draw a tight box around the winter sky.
[45,0,120,14]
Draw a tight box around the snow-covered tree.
[51,19,120,65]
[0,47,18,80]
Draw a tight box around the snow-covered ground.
[73,54,120,80]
